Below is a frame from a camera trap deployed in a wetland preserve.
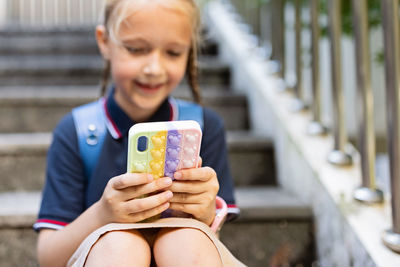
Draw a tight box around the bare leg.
[85,230,151,267]
[153,228,222,267]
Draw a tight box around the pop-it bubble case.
[127,120,202,178]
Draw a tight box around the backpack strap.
[72,97,203,181]
[172,98,204,130]
[72,98,107,181]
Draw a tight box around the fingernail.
[147,174,154,182]
[174,172,182,179]
[162,178,172,186]
[165,191,173,199]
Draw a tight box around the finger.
[124,190,173,213]
[197,157,202,168]
[169,180,206,194]
[170,192,203,204]
[169,202,216,225]
[111,173,153,190]
[169,203,203,217]
[121,177,173,199]
[173,166,216,182]
[129,202,170,223]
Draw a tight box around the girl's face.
[97,2,192,121]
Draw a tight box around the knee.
[153,228,222,267]
[85,230,151,267]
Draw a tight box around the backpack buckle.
[86,124,99,145]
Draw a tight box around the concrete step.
[0,187,314,267]
[0,27,219,56]
[0,53,229,86]
[0,27,99,55]
[221,187,315,267]
[0,85,248,132]
[0,131,275,192]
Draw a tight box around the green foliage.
[229,0,384,63]
[283,0,381,36]
[320,0,381,36]
[237,0,382,36]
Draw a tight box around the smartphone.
[127,120,202,179]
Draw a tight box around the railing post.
[259,0,272,59]
[18,0,23,25]
[0,0,105,27]
[381,0,400,253]
[270,0,286,79]
[29,0,35,25]
[249,0,260,39]
[326,0,353,166]
[66,0,71,25]
[292,0,307,111]
[42,0,46,26]
[79,0,84,24]
[351,0,383,204]
[54,0,60,25]
[307,0,327,135]
[0,0,6,26]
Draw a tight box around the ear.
[96,25,111,60]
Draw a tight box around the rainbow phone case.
[127,120,202,178]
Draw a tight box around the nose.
[143,51,165,77]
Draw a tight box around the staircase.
[0,27,315,266]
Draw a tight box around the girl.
[35,0,243,266]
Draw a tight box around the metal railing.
[0,0,103,27]
[381,0,400,252]
[307,0,327,136]
[228,0,400,254]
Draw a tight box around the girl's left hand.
[169,158,219,226]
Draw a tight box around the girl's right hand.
[97,173,173,224]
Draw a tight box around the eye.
[167,50,182,57]
[125,46,149,55]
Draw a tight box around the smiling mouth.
[135,81,164,91]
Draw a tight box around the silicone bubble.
[166,147,180,158]
[133,161,147,172]
[151,148,165,159]
[127,120,202,222]
[127,121,202,178]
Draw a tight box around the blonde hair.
[99,0,202,104]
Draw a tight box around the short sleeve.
[34,113,86,231]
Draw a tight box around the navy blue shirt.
[34,92,238,230]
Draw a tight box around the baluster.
[381,0,400,253]
[259,0,272,58]
[67,0,71,25]
[326,0,353,165]
[42,0,46,26]
[0,0,6,26]
[307,0,327,135]
[291,0,306,111]
[29,0,35,25]
[351,0,383,203]
[271,0,286,80]
[79,0,83,24]
[54,0,58,25]
[18,0,23,25]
